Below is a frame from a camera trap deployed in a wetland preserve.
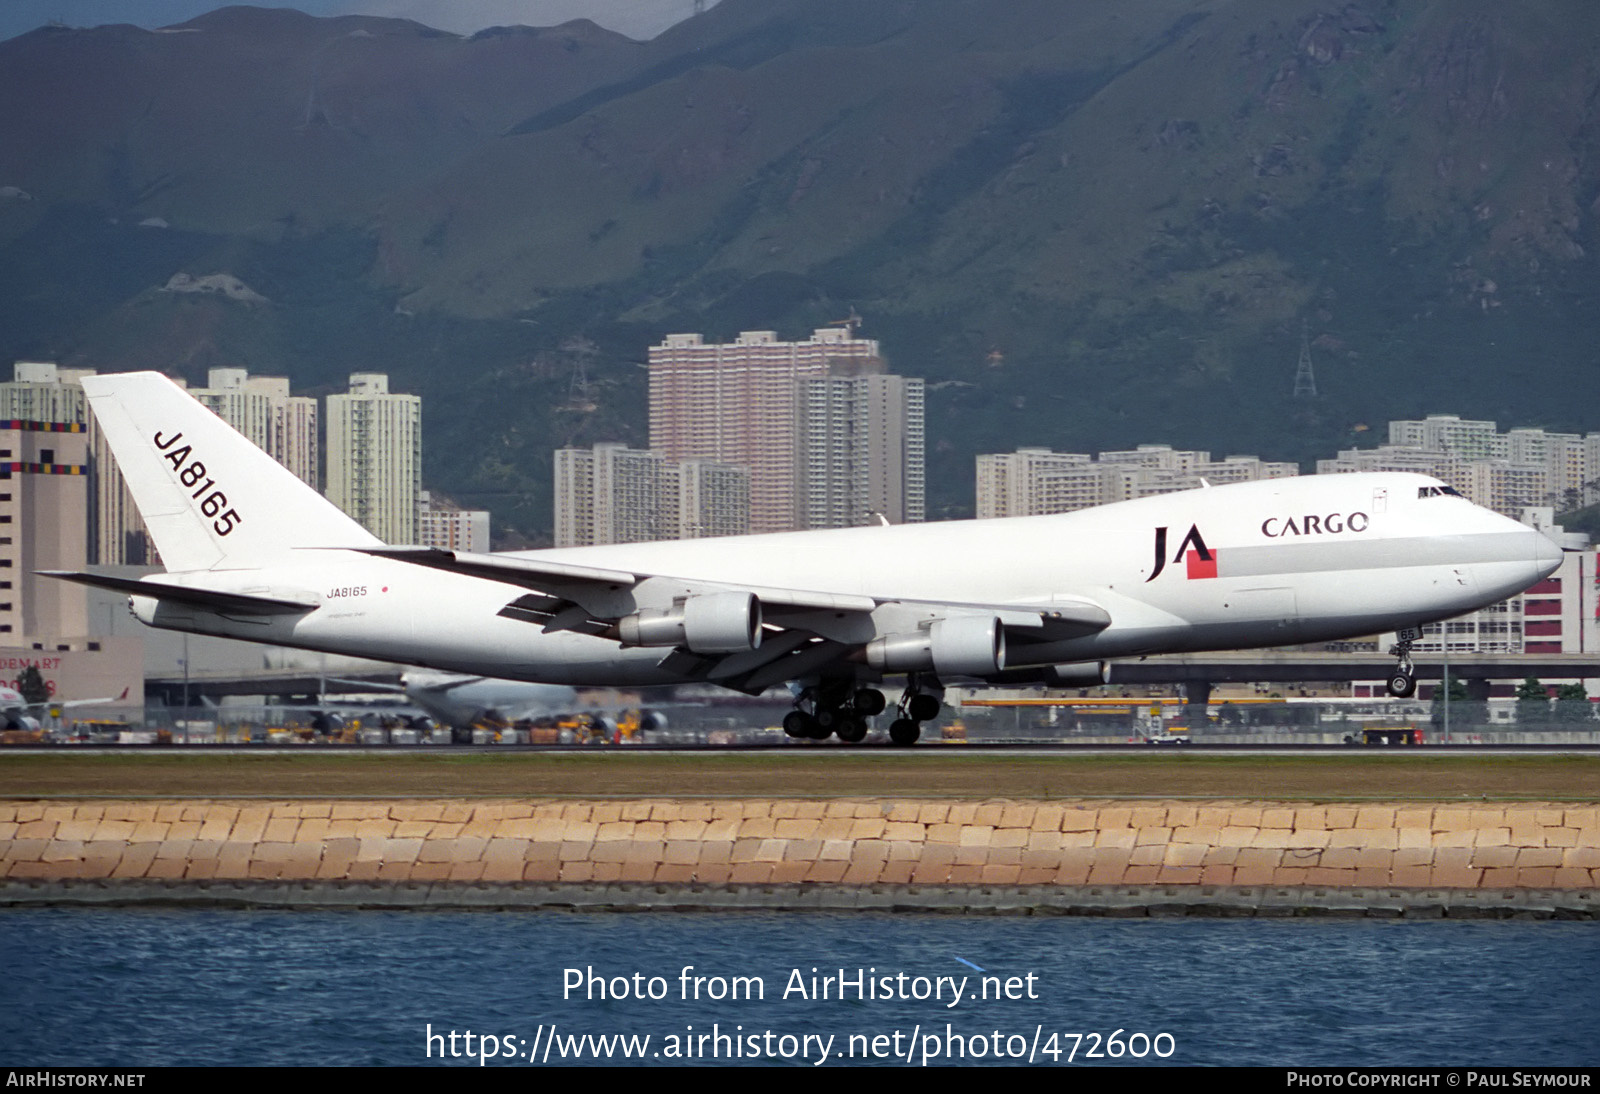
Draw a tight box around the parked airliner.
[396,671,580,729]
[1,684,130,731]
[47,373,1562,745]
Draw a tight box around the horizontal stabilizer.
[39,571,320,616]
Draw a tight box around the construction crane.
[826,308,862,334]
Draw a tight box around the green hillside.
[1,0,1597,538]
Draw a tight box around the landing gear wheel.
[854,688,887,716]
[782,711,817,739]
[1386,628,1420,700]
[906,693,941,722]
[1386,672,1417,699]
[836,716,868,744]
[888,718,921,746]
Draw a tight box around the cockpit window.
[1417,486,1464,498]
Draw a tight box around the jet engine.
[865,615,1006,676]
[617,591,762,653]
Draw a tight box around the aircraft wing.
[53,688,131,710]
[358,548,880,614]
[361,547,1110,693]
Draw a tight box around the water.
[2,910,1595,1066]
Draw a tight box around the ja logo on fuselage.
[1146,524,1216,582]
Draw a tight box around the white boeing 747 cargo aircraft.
[48,373,1563,745]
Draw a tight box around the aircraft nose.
[1475,513,1566,602]
[1532,528,1564,580]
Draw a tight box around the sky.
[0,0,716,43]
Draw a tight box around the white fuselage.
[128,473,1562,689]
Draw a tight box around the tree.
[1553,683,1593,726]
[1556,499,1600,538]
[1514,676,1551,726]
[15,666,50,707]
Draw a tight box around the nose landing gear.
[1386,627,1421,698]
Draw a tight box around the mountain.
[0,1,712,46]
[1,0,1597,539]
[372,1,714,41]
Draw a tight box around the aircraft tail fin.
[80,372,382,571]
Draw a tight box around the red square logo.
[1186,549,1218,579]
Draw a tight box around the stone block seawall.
[3,799,1597,915]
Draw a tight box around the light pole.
[1442,643,1450,745]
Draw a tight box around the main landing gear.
[1386,627,1421,698]
[782,680,942,746]
[783,683,881,744]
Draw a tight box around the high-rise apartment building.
[1588,434,1600,507]
[325,373,421,545]
[595,444,675,546]
[1387,414,1503,458]
[1315,444,1461,484]
[1324,415,1600,516]
[0,417,143,708]
[800,371,925,528]
[0,362,145,564]
[1507,428,1591,512]
[676,458,752,542]
[553,446,598,548]
[0,420,89,640]
[191,368,318,488]
[0,363,91,424]
[976,448,1091,519]
[649,328,922,532]
[553,443,748,547]
[419,492,490,553]
[976,446,1298,519]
